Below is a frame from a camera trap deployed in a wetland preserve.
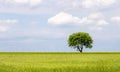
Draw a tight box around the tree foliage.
[68,32,93,52]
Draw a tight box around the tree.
[68,32,93,52]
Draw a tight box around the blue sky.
[0,0,120,52]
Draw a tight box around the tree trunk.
[77,46,81,52]
[80,45,83,53]
[77,45,83,53]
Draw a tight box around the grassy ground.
[0,52,120,72]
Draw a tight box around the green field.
[0,52,120,72]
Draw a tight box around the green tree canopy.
[68,32,93,52]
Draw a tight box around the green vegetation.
[0,52,120,72]
[68,32,93,52]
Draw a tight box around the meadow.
[0,52,120,72]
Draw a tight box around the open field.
[0,52,120,72]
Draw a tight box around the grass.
[0,52,120,72]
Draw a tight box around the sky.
[0,0,120,52]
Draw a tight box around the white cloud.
[90,26,103,30]
[97,20,108,26]
[0,19,18,25]
[48,12,80,25]
[12,0,29,4]
[48,12,97,25]
[48,12,108,30]
[29,0,42,6]
[0,0,118,15]
[82,0,116,8]
[77,17,93,24]
[111,16,120,23]
[88,12,104,19]
[0,26,9,32]
[0,0,43,14]
[90,20,108,30]
[0,19,18,32]
[3,0,42,7]
[81,0,95,8]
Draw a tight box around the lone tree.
[68,32,93,52]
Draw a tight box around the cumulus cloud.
[81,0,116,8]
[48,12,80,25]
[111,16,120,23]
[48,12,108,30]
[48,12,99,26]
